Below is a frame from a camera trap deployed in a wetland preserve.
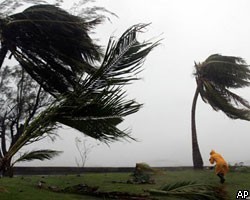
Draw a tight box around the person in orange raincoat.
[209,150,229,183]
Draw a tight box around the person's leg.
[217,173,225,183]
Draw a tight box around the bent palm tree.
[0,4,159,175]
[3,23,159,167]
[192,54,250,169]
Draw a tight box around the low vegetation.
[0,168,249,199]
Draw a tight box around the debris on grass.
[127,163,156,184]
[40,182,155,200]
[148,181,229,200]
[0,186,8,193]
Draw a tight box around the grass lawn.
[0,168,250,200]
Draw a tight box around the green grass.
[0,168,250,200]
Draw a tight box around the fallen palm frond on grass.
[148,181,228,200]
[0,186,8,193]
[40,183,154,200]
[38,180,228,200]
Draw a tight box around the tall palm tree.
[192,54,250,169]
[1,21,158,173]
[0,4,159,175]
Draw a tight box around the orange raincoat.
[209,150,229,175]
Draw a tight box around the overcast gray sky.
[13,0,250,167]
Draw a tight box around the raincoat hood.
[210,150,216,155]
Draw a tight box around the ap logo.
[236,190,250,199]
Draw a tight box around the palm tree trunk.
[0,43,8,69]
[0,157,13,177]
[191,85,204,169]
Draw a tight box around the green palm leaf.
[149,181,228,200]
[195,54,250,120]
[85,23,159,89]
[195,54,250,88]
[13,149,62,165]
[57,88,140,142]
[56,24,158,142]
[0,4,102,96]
[199,81,250,120]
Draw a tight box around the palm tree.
[192,54,250,169]
[0,3,159,176]
[5,23,158,154]
[0,9,158,175]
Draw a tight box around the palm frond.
[224,88,250,109]
[194,54,250,121]
[196,54,250,88]
[13,149,62,165]
[199,81,250,120]
[54,24,158,142]
[149,181,228,200]
[83,23,160,90]
[0,4,103,96]
[56,86,141,142]
[5,103,60,160]
[205,54,246,63]
[0,186,8,193]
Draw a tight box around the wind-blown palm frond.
[0,4,102,96]
[149,181,228,200]
[0,186,8,193]
[5,23,158,159]
[84,24,159,89]
[12,149,62,165]
[199,81,250,120]
[57,88,141,142]
[195,54,250,88]
[56,24,158,141]
[195,54,250,120]
[5,104,60,161]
